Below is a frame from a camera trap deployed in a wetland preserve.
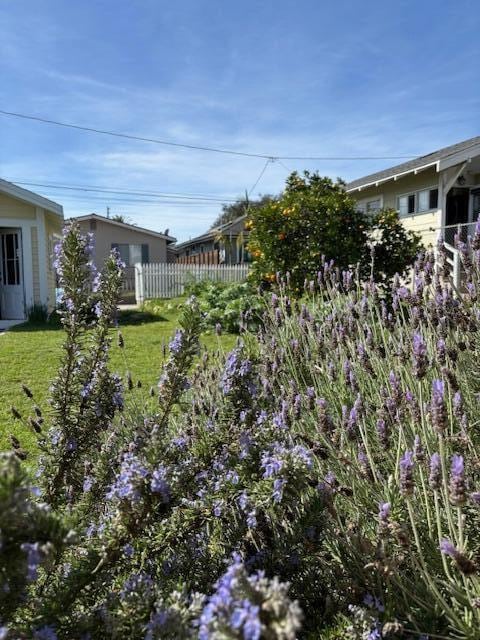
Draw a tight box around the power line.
[7,180,239,203]
[0,109,419,161]
[38,193,222,206]
[248,158,273,197]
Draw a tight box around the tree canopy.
[210,195,275,229]
[247,171,422,289]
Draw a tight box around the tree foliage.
[210,195,275,229]
[247,171,422,289]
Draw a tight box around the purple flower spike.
[399,450,415,496]
[431,379,447,434]
[469,492,480,507]
[449,454,466,506]
[429,453,441,491]
[440,538,457,558]
[412,333,428,379]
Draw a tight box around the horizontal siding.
[400,210,440,248]
[30,226,41,304]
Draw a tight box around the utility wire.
[248,158,272,197]
[0,109,419,161]
[7,180,239,203]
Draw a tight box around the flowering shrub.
[3,222,480,638]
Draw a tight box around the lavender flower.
[440,539,476,574]
[431,379,447,434]
[429,453,442,491]
[399,450,414,496]
[449,454,466,506]
[378,502,391,535]
[412,333,428,379]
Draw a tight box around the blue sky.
[1,0,479,241]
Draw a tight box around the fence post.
[135,263,144,306]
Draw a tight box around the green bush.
[185,279,264,333]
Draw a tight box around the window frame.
[396,185,439,218]
[356,195,384,215]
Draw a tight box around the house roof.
[70,213,176,243]
[175,214,247,250]
[0,178,64,216]
[346,136,480,192]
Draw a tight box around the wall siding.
[75,219,168,266]
[351,167,441,247]
[30,226,41,304]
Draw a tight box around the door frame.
[0,226,26,320]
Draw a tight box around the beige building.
[347,136,480,249]
[0,179,63,321]
[73,213,176,266]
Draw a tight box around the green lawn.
[0,299,235,456]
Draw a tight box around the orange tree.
[247,171,422,290]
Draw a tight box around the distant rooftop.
[70,213,176,243]
[175,214,247,250]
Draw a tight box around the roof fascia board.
[0,179,63,216]
[347,161,438,193]
[438,145,480,171]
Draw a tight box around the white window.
[356,197,383,215]
[366,199,381,213]
[398,194,416,216]
[398,188,438,217]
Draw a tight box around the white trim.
[347,161,438,193]
[21,225,33,313]
[0,179,63,216]
[396,185,439,217]
[35,207,48,303]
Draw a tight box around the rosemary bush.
[3,222,480,639]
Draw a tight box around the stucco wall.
[76,218,168,265]
[351,166,441,247]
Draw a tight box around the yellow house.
[0,178,63,321]
[347,136,480,249]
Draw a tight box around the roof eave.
[0,179,64,216]
[346,161,439,193]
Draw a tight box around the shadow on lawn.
[9,309,167,333]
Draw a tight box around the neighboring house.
[72,213,176,265]
[175,215,250,264]
[72,214,176,301]
[0,178,63,320]
[347,136,480,249]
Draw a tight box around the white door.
[0,230,24,319]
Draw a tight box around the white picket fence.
[134,263,250,303]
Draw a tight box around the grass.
[0,298,236,457]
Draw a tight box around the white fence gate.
[134,263,250,303]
